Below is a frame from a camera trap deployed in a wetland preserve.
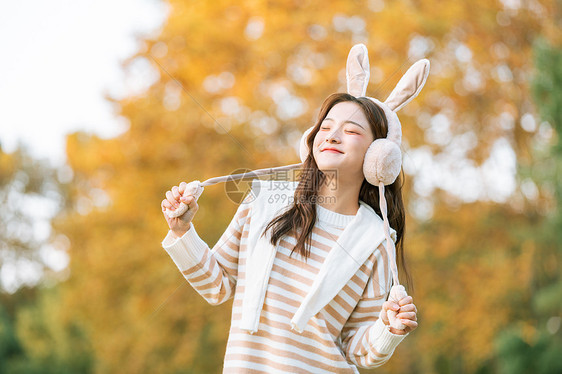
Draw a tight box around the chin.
[316,158,362,179]
[315,151,343,164]
[316,161,343,173]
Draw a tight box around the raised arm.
[161,188,253,305]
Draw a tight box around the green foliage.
[531,38,562,154]
[496,327,562,374]
[0,303,22,373]
[0,286,94,374]
[493,36,562,374]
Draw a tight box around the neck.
[316,171,363,215]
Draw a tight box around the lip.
[321,147,344,154]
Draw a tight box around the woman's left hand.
[381,296,418,335]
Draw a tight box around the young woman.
[160,92,419,373]
[162,44,429,373]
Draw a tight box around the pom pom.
[165,181,204,218]
[386,284,408,330]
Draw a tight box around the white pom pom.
[386,284,408,330]
[166,203,189,218]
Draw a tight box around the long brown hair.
[262,92,413,294]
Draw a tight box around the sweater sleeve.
[340,242,409,368]
[161,198,252,305]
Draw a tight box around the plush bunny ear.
[384,59,430,112]
[346,44,370,97]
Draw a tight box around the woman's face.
[313,101,375,184]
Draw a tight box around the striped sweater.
[162,191,408,373]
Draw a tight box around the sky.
[0,0,169,166]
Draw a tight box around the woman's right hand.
[162,182,199,238]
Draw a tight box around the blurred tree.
[492,37,562,374]
[0,144,68,292]
[51,0,560,373]
[0,287,94,374]
[0,296,23,373]
[0,144,92,372]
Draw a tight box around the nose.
[325,128,341,143]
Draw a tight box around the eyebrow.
[323,118,366,130]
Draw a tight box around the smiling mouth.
[322,149,344,154]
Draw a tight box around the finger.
[400,304,418,313]
[399,296,413,306]
[399,304,416,312]
[402,319,418,329]
[396,312,417,320]
[171,186,181,200]
[180,194,194,205]
[383,300,400,312]
[405,303,417,314]
[161,199,173,210]
[179,181,187,194]
[166,191,178,207]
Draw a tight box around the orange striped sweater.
[162,194,408,373]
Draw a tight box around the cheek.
[313,133,325,148]
[351,138,373,160]
[349,137,370,150]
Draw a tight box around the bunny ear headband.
[166,44,430,329]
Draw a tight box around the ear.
[384,59,430,112]
[346,44,370,97]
